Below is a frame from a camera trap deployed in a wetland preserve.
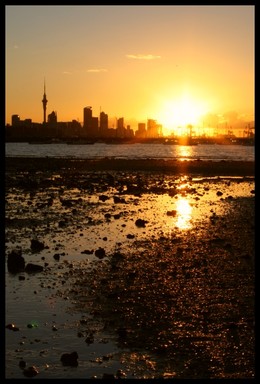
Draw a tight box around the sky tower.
[42,79,48,124]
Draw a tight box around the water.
[5,142,254,162]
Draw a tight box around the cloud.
[62,69,108,75]
[86,68,108,73]
[126,54,161,60]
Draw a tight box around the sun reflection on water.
[174,145,194,161]
[175,197,193,230]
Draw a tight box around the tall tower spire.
[42,78,48,124]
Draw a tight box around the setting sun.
[156,93,210,135]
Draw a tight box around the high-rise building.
[147,119,162,138]
[83,106,100,137]
[116,117,125,138]
[135,122,147,138]
[48,111,57,128]
[99,111,108,132]
[12,114,20,126]
[83,106,93,129]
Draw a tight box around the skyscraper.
[83,106,92,129]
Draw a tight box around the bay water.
[5,142,254,162]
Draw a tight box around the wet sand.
[5,158,255,379]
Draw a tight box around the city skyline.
[7,80,254,139]
[6,5,254,135]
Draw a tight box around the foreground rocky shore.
[5,158,255,379]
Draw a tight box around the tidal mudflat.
[5,158,255,379]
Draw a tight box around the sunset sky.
[5,5,254,134]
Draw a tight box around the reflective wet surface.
[5,170,255,379]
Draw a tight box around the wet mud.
[5,158,255,379]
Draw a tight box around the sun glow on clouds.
[87,68,108,73]
[62,69,108,75]
[126,54,161,60]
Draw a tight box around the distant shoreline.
[5,136,255,146]
[5,157,255,176]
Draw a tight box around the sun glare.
[157,94,209,135]
[175,197,192,230]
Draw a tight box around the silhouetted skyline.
[7,80,254,141]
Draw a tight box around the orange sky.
[6,5,254,134]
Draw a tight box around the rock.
[81,249,93,254]
[53,253,60,261]
[7,249,25,273]
[60,199,73,207]
[116,369,127,378]
[58,220,67,228]
[25,263,44,273]
[6,323,19,331]
[19,360,26,369]
[30,239,45,252]
[95,247,106,259]
[60,351,79,366]
[166,210,177,216]
[99,194,109,202]
[113,196,126,204]
[135,218,147,227]
[85,334,94,344]
[27,322,38,329]
[23,366,39,377]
